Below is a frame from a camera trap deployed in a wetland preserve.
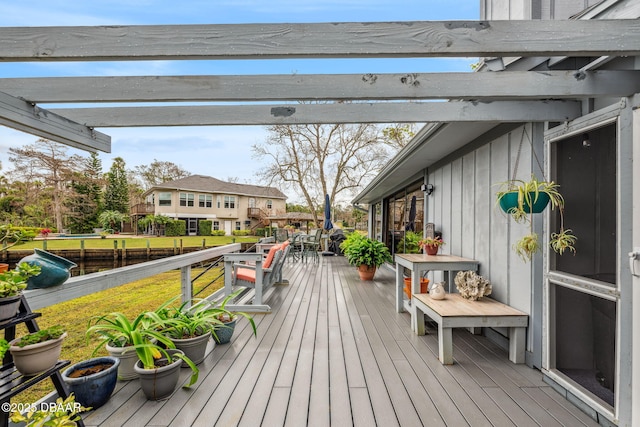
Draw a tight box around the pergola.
[0,19,639,155]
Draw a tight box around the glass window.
[224,196,236,209]
[248,198,256,208]
[180,193,195,207]
[235,221,241,230]
[213,221,220,230]
[158,192,172,206]
[216,196,221,208]
[266,199,273,209]
[199,195,212,208]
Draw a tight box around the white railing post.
[180,265,192,307]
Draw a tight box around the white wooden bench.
[412,293,528,365]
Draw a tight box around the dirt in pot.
[68,362,114,378]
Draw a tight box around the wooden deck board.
[84,256,600,427]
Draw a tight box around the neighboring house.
[139,175,286,235]
[353,1,639,426]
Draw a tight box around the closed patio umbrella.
[322,194,334,255]
[405,195,417,232]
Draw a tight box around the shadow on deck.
[84,256,598,426]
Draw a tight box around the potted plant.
[9,325,67,376]
[131,339,199,400]
[86,310,171,380]
[157,297,223,364]
[496,176,577,261]
[419,236,445,256]
[0,263,41,323]
[340,232,392,281]
[62,356,120,409]
[10,393,88,426]
[210,291,258,345]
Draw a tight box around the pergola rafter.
[1,71,638,103]
[50,100,581,127]
[1,20,639,61]
[0,19,637,151]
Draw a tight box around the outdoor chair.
[288,233,305,262]
[302,229,322,263]
[223,243,288,311]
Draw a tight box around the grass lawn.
[9,247,239,406]
[8,235,259,251]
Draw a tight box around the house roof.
[143,174,287,200]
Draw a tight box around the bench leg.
[438,324,453,364]
[412,304,425,335]
[509,327,526,363]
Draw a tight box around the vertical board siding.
[426,125,535,347]
[462,152,477,260]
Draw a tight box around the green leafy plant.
[10,393,88,426]
[398,231,422,254]
[157,297,224,339]
[210,290,257,341]
[0,262,41,298]
[340,233,392,268]
[0,338,9,359]
[418,236,445,250]
[13,325,66,347]
[496,176,577,261]
[86,310,171,351]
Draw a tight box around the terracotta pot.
[0,263,8,273]
[425,244,439,256]
[357,265,376,281]
[403,277,430,299]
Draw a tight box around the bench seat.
[412,293,528,365]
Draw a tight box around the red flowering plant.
[40,228,51,239]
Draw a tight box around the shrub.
[198,220,212,236]
[211,230,226,236]
[232,230,251,236]
[165,220,186,236]
[255,228,265,237]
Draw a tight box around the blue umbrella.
[323,194,333,231]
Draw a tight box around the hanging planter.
[494,128,577,261]
[498,191,550,214]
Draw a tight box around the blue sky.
[0,1,479,186]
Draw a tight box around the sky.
[0,0,480,188]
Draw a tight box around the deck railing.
[24,243,242,310]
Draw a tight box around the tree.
[134,159,190,190]
[253,121,393,225]
[98,210,126,232]
[8,139,83,231]
[66,153,104,233]
[104,157,129,214]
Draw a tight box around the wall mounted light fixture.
[582,133,591,148]
[421,184,435,196]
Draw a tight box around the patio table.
[394,253,479,331]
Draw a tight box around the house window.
[224,196,236,209]
[235,221,241,230]
[199,195,212,208]
[213,221,220,231]
[180,193,195,207]
[217,196,221,208]
[266,199,273,209]
[158,192,172,206]
[248,198,256,208]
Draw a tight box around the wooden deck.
[83,256,599,426]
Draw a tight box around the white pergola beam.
[2,71,638,103]
[51,101,581,127]
[0,91,111,152]
[1,20,638,61]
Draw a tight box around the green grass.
[9,235,259,251]
[11,262,229,405]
